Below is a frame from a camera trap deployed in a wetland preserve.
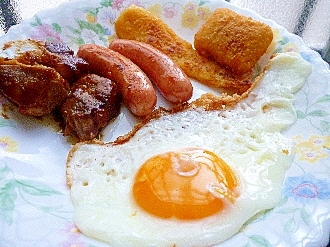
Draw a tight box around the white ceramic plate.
[0,0,329,246]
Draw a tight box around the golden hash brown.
[194,8,273,75]
[114,5,251,94]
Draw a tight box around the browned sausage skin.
[109,39,193,104]
[77,44,157,117]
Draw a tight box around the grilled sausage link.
[77,44,157,117]
[109,39,193,103]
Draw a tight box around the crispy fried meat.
[61,74,121,141]
[0,62,70,116]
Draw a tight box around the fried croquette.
[114,5,251,94]
[194,8,273,75]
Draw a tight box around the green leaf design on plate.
[307,110,329,117]
[52,23,62,33]
[30,16,43,27]
[67,35,86,46]
[82,7,100,16]
[296,110,306,119]
[284,217,296,232]
[249,235,272,247]
[276,207,298,214]
[16,180,62,196]
[39,204,67,213]
[0,181,17,224]
[0,165,10,180]
[68,25,82,36]
[300,207,311,225]
[0,164,63,225]
[199,0,210,6]
[100,0,113,7]
[320,120,330,134]
[276,196,288,207]
[316,94,330,103]
[0,118,15,128]
[77,20,105,35]
[278,36,290,46]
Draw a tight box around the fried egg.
[66,53,311,247]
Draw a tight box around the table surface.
[0,0,329,63]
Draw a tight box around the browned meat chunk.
[61,74,121,141]
[0,63,70,116]
[2,39,89,84]
[43,41,89,83]
[48,53,89,84]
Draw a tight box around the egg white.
[66,53,311,247]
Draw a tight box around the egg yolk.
[133,148,239,220]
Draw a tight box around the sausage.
[109,39,193,104]
[77,44,157,117]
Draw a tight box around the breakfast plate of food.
[0,0,329,246]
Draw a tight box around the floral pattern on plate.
[0,0,329,246]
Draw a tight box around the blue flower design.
[300,51,314,63]
[283,174,330,203]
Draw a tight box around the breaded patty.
[114,5,251,94]
[194,8,273,75]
